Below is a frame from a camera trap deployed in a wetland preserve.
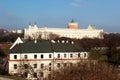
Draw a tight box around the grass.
[0,75,27,80]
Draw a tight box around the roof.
[53,43,83,52]
[9,40,85,53]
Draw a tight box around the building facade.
[24,20,104,40]
[9,37,88,79]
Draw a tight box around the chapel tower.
[68,19,78,29]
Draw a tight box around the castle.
[24,20,104,40]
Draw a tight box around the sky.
[0,0,120,32]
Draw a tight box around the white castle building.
[9,37,88,79]
[24,20,104,40]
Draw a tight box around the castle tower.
[68,19,78,29]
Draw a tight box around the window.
[48,74,51,79]
[34,55,37,59]
[64,63,67,67]
[70,54,73,58]
[24,55,27,59]
[34,64,37,68]
[24,64,28,69]
[34,73,37,78]
[57,54,60,58]
[14,55,17,59]
[41,54,44,58]
[78,53,80,58]
[49,63,51,66]
[40,72,44,77]
[84,53,87,57]
[57,63,60,67]
[14,64,17,69]
[49,54,52,58]
[64,54,66,58]
[49,67,51,71]
[24,72,28,78]
[41,63,44,69]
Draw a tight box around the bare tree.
[49,33,60,40]
[48,61,118,80]
[17,60,35,79]
[17,59,52,80]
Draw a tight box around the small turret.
[34,22,37,28]
[28,23,32,28]
[87,24,96,30]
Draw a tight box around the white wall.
[24,25,104,40]
[9,52,88,78]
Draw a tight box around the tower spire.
[71,19,75,23]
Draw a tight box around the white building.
[24,20,104,40]
[8,37,88,79]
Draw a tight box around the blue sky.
[0,0,120,32]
